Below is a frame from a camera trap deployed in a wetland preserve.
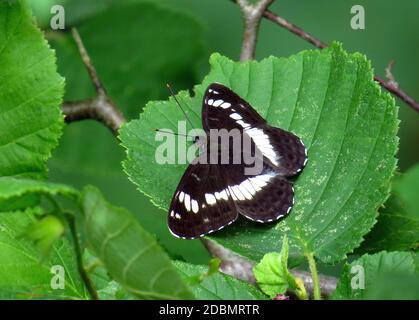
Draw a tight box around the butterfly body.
[168,83,307,239]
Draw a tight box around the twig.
[385,60,398,88]
[62,28,127,134]
[237,0,275,61]
[201,239,337,298]
[259,8,419,113]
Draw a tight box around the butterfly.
[167,83,307,239]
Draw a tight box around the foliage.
[0,0,415,301]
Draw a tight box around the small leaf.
[120,44,398,264]
[0,0,64,179]
[332,251,418,300]
[174,261,266,300]
[21,214,64,257]
[81,186,194,300]
[253,235,305,299]
[185,258,221,286]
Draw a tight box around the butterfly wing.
[168,162,238,239]
[244,125,308,176]
[203,83,308,177]
[220,157,294,223]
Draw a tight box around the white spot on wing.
[179,191,185,203]
[205,193,217,205]
[191,200,199,213]
[213,99,223,107]
[229,112,242,120]
[184,193,191,211]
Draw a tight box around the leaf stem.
[65,212,100,300]
[306,252,321,300]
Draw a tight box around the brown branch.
[62,28,127,134]
[237,0,275,61]
[201,239,337,298]
[260,9,419,113]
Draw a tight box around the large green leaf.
[47,1,208,263]
[0,0,64,179]
[0,208,87,299]
[120,44,398,264]
[173,261,266,300]
[81,186,194,299]
[332,251,418,300]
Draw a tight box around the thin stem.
[62,28,127,134]
[66,213,99,300]
[259,8,419,113]
[306,252,321,300]
[71,28,105,96]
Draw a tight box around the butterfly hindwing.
[220,158,294,223]
[168,163,238,239]
[244,125,308,176]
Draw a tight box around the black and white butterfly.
[168,83,307,239]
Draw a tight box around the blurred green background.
[28,0,419,264]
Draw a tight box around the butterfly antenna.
[154,128,193,139]
[166,84,195,130]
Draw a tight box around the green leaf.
[174,261,266,300]
[0,0,64,179]
[0,177,78,202]
[253,236,306,299]
[81,185,194,300]
[0,208,87,299]
[393,164,419,218]
[357,165,419,253]
[0,177,79,213]
[332,251,418,300]
[253,241,288,298]
[356,195,419,253]
[22,214,64,257]
[83,250,134,300]
[47,1,208,262]
[120,44,398,264]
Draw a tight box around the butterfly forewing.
[168,163,238,239]
[203,83,308,176]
